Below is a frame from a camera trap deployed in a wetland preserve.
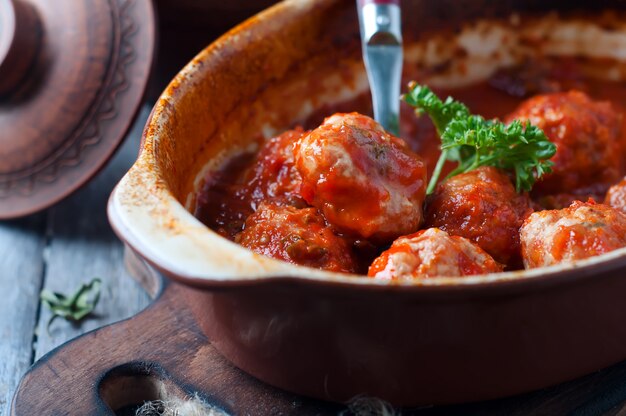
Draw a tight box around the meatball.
[424,166,533,266]
[242,127,307,208]
[368,228,503,280]
[505,91,624,195]
[520,200,626,269]
[293,112,427,242]
[605,177,626,214]
[197,128,306,239]
[236,201,357,273]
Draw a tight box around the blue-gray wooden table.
[0,106,152,416]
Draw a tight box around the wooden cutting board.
[11,249,626,415]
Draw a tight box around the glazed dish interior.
[181,5,626,276]
[134,1,626,285]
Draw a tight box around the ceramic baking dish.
[109,0,626,406]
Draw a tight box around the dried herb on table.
[40,277,102,332]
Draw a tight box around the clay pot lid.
[0,0,155,219]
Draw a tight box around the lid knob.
[0,0,41,96]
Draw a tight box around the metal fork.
[357,0,403,136]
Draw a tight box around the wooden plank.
[0,213,46,416]
[33,106,152,361]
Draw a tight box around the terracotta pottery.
[108,0,626,406]
[0,0,155,219]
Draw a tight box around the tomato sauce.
[195,58,626,276]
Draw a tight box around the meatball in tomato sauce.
[424,166,533,267]
[197,128,307,239]
[236,201,357,273]
[242,127,307,208]
[294,113,427,242]
[520,201,626,269]
[505,91,624,196]
[368,228,503,280]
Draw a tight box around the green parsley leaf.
[40,277,102,333]
[403,82,557,194]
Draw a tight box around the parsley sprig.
[403,82,556,194]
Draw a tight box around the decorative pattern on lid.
[0,0,155,218]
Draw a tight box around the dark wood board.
[11,249,626,416]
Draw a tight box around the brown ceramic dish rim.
[108,0,626,292]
